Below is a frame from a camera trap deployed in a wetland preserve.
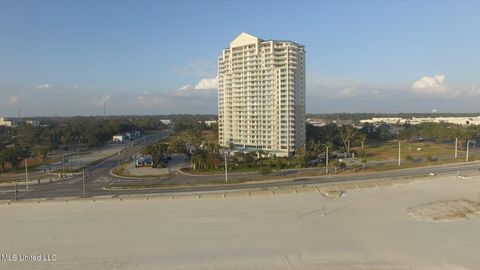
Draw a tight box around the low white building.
[112,135,125,142]
[359,117,407,125]
[360,116,480,126]
[0,117,17,127]
[25,120,40,127]
[160,119,172,125]
[410,117,480,125]
[201,120,217,127]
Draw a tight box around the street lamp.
[466,140,473,162]
[224,148,229,182]
[398,140,401,166]
[25,158,29,190]
[319,143,330,174]
[454,137,458,158]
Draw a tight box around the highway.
[1,142,480,201]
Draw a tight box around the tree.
[338,125,357,154]
[191,152,206,171]
[294,148,308,168]
[33,145,49,161]
[6,145,27,173]
[275,158,285,171]
[205,153,222,170]
[142,142,168,167]
[0,147,7,172]
[170,139,187,154]
[330,160,340,174]
[361,159,367,172]
[359,133,367,150]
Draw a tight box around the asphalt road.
[1,142,480,201]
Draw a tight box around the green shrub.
[259,167,272,175]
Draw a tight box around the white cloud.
[92,95,111,107]
[179,84,193,91]
[410,74,480,98]
[8,96,19,105]
[37,84,52,91]
[194,76,218,90]
[176,76,218,96]
[410,74,455,96]
[412,75,446,90]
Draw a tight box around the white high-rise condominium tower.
[218,33,306,157]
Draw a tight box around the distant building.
[306,118,327,127]
[112,134,126,142]
[360,117,407,125]
[113,131,141,143]
[200,120,217,127]
[360,116,480,126]
[218,33,306,157]
[135,155,154,167]
[0,117,17,127]
[0,118,40,127]
[25,120,40,127]
[160,119,172,125]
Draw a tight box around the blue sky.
[1,0,479,116]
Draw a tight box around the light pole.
[25,158,28,190]
[117,152,120,170]
[398,141,401,166]
[319,143,330,174]
[466,140,472,162]
[455,137,458,159]
[347,140,350,156]
[82,169,86,198]
[224,149,229,182]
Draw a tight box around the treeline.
[307,122,480,153]
[0,116,168,173]
[398,122,480,146]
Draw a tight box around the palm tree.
[361,159,367,172]
[191,154,205,171]
[0,147,7,172]
[330,160,340,174]
[359,133,367,150]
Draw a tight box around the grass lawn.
[0,157,62,174]
[357,141,459,162]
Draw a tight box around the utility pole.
[25,158,28,190]
[347,140,350,156]
[82,169,86,198]
[117,152,120,170]
[62,154,65,176]
[77,149,80,169]
[398,141,401,166]
[224,150,228,182]
[14,183,17,201]
[466,140,471,162]
[455,137,458,158]
[325,146,329,174]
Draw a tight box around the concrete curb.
[109,168,170,180]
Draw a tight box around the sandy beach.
[1,175,480,270]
